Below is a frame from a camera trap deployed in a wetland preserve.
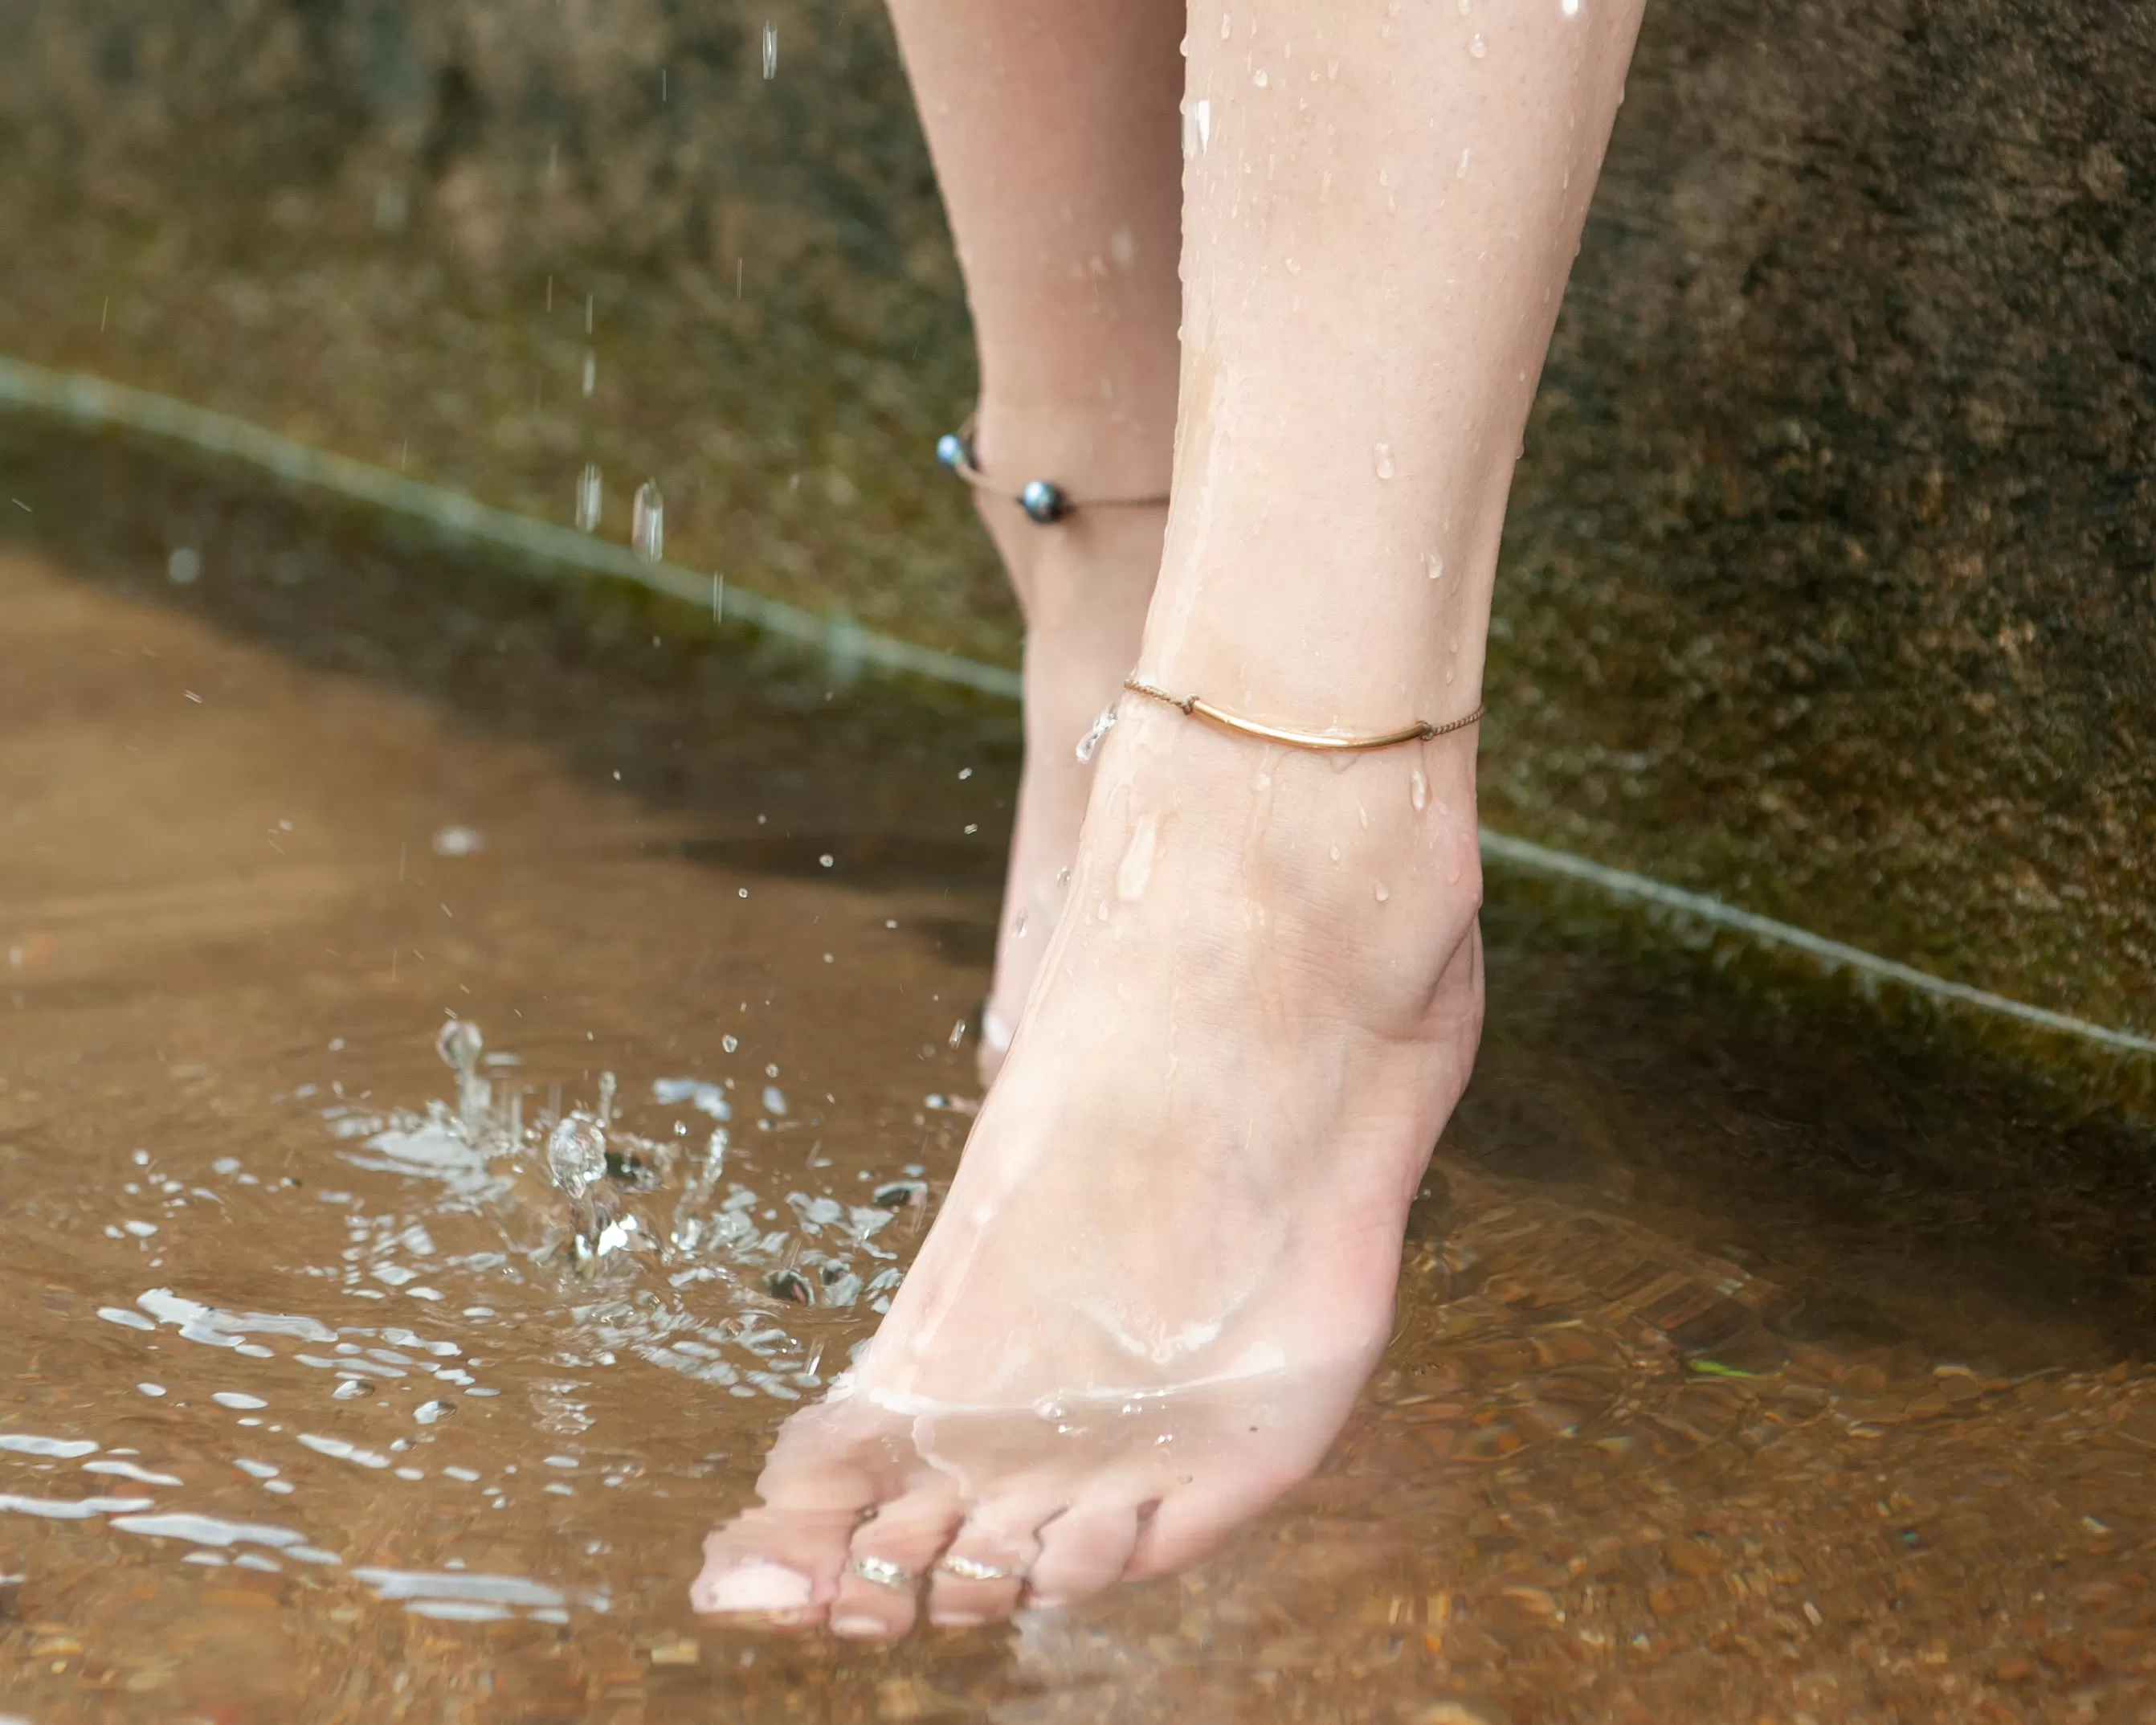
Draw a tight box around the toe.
[1124,1470,1290,1583]
[693,1502,859,1628]
[1025,1495,1143,1609]
[693,1410,889,1629]
[827,1486,963,1642]
[925,1490,1061,1629]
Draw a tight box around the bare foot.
[973,470,1165,1086]
[694,697,1484,1635]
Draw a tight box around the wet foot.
[695,697,1485,1635]
[972,472,1166,1086]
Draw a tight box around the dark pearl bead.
[1019,478,1070,524]
[935,432,970,472]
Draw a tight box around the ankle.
[967,393,1175,510]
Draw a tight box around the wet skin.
[696,701,1488,1634]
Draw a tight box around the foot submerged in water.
[694,698,1486,1635]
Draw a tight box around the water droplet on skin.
[1374,882,1391,902]
[1184,98,1212,156]
[1358,804,1370,831]
[1426,551,1445,582]
[1013,910,1028,938]
[575,464,602,533]
[1055,866,1073,889]
[1561,0,1581,14]
[1117,815,1159,902]
[1252,68,1268,87]
[1373,443,1395,480]
[1075,706,1118,763]
[1470,33,1487,56]
[1326,58,1339,80]
[1096,900,1110,922]
[1329,843,1341,862]
[632,480,665,564]
[1457,148,1472,179]
[1220,11,1231,35]
[1411,769,1429,811]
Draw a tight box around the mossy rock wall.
[2,0,2146,1034]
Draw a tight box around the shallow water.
[4,458,2156,1723]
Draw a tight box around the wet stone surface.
[3,465,2156,1719]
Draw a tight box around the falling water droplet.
[1410,769,1429,811]
[597,1072,617,1126]
[632,480,665,563]
[1470,33,1487,56]
[582,351,597,398]
[1373,444,1395,480]
[576,464,602,533]
[762,23,778,78]
[547,1117,606,1200]
[1076,707,1119,763]
[435,1019,483,1081]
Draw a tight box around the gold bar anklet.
[1122,677,1484,754]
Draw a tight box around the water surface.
[3,453,2154,1721]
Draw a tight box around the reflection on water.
[3,458,2156,1719]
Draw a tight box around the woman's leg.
[884,0,1185,1080]
[696,0,1647,1635]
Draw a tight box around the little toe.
[926,1492,1061,1628]
[827,1486,963,1641]
[1024,1495,1143,1609]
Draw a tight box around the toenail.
[831,1613,895,1639]
[694,1560,812,1613]
[930,1611,986,1629]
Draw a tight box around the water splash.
[546,1118,606,1201]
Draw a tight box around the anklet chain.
[936,415,1170,526]
[1122,676,1484,753]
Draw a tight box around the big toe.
[693,1502,857,1627]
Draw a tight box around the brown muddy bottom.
[3,444,2156,1722]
